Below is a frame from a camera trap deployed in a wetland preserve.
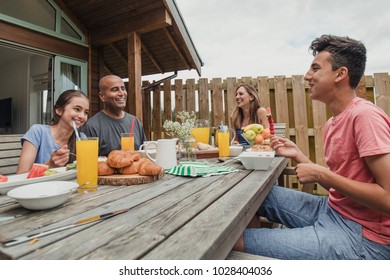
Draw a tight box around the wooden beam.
[109,43,128,67]
[128,32,143,122]
[163,27,190,69]
[92,8,172,46]
[0,21,88,60]
[142,43,164,73]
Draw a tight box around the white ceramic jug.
[145,138,178,169]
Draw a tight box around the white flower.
[163,111,196,142]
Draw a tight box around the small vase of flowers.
[163,111,197,161]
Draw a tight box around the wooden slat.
[0,150,21,158]
[292,75,309,158]
[0,158,19,167]
[198,78,209,120]
[0,135,22,175]
[374,73,390,116]
[127,32,143,121]
[0,135,23,143]
[185,79,196,113]
[225,78,237,127]
[152,84,162,140]
[174,79,184,113]
[163,79,172,124]
[142,81,152,140]
[0,143,21,150]
[257,76,271,109]
[211,78,223,127]
[312,99,328,195]
[274,76,290,134]
[0,166,18,175]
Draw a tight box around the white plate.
[0,167,76,195]
[7,181,79,210]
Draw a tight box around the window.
[0,0,85,44]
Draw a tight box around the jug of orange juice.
[215,125,236,149]
[217,125,230,158]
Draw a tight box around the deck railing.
[142,72,390,194]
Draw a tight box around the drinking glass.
[76,137,98,191]
[121,133,134,150]
[191,119,210,144]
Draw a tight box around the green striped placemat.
[166,161,239,177]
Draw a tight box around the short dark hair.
[308,34,366,89]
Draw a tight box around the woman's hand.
[49,145,70,167]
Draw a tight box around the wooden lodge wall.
[142,72,390,194]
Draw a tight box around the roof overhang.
[55,0,203,77]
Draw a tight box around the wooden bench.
[0,134,23,175]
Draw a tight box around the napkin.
[166,161,239,177]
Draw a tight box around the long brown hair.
[50,89,88,163]
[230,84,261,129]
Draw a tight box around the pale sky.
[145,0,390,81]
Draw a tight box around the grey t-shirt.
[81,111,147,156]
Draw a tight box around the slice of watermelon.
[27,164,49,179]
[0,175,8,182]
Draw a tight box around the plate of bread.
[192,142,219,159]
[98,150,164,186]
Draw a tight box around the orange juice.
[76,138,98,190]
[217,131,230,157]
[191,127,210,144]
[121,133,134,150]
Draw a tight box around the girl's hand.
[50,145,70,167]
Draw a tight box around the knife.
[2,208,130,247]
[0,214,22,222]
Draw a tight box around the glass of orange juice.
[121,133,134,150]
[191,119,210,144]
[76,137,98,191]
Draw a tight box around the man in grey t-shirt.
[81,75,146,156]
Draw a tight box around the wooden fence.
[142,73,390,194]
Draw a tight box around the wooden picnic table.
[0,156,288,260]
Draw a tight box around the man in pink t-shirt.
[234,35,390,259]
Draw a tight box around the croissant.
[124,150,140,161]
[107,150,133,168]
[98,161,116,176]
[120,161,139,175]
[138,161,163,176]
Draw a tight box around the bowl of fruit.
[240,107,275,149]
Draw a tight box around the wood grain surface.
[98,169,165,186]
